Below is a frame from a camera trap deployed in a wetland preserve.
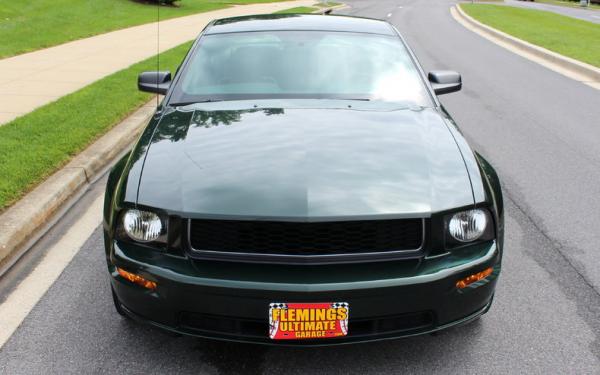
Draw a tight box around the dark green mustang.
[104,14,503,345]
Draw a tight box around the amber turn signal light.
[456,267,493,289]
[117,267,157,290]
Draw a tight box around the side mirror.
[428,71,461,95]
[138,71,172,95]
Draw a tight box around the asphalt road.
[1,0,600,373]
[504,0,600,24]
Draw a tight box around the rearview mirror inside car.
[428,71,462,95]
[138,71,172,95]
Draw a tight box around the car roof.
[205,14,396,36]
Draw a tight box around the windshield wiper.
[170,98,372,106]
[169,99,223,107]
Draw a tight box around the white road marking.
[387,12,392,17]
[0,194,103,349]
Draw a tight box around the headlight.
[448,209,488,243]
[122,209,163,242]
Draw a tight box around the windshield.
[170,31,432,106]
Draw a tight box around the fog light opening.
[117,268,157,290]
[456,267,493,289]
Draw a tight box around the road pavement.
[1,0,599,373]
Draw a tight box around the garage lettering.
[273,307,348,336]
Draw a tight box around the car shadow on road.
[118,315,485,375]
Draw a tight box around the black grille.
[178,311,434,342]
[188,218,423,260]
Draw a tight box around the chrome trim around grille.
[186,218,426,264]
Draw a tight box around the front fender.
[103,152,130,232]
[476,154,504,251]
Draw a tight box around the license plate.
[269,302,349,340]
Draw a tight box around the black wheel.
[111,286,130,319]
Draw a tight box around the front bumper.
[108,240,501,346]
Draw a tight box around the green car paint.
[103,14,503,345]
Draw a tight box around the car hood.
[136,105,474,219]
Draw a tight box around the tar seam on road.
[506,192,600,299]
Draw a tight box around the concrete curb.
[453,4,600,89]
[0,99,156,273]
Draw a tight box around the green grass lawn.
[461,4,600,67]
[0,0,286,58]
[0,42,192,211]
[274,6,318,13]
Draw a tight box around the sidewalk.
[503,0,600,23]
[0,0,315,125]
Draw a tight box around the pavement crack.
[507,193,600,298]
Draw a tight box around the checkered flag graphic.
[332,302,349,335]
[269,303,288,339]
[331,302,349,309]
[270,303,288,309]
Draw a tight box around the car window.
[171,31,431,106]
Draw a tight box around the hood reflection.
[137,107,474,218]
